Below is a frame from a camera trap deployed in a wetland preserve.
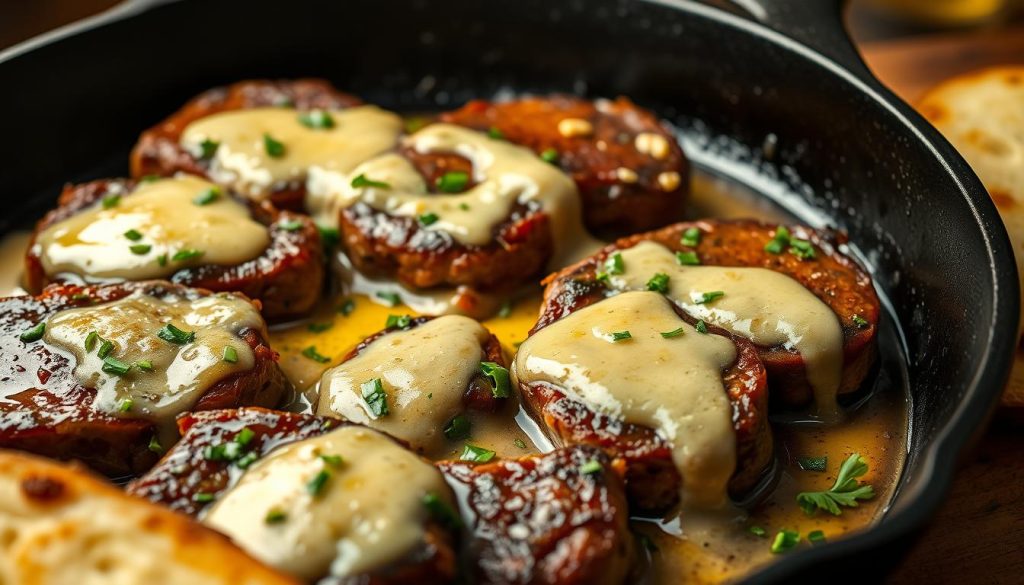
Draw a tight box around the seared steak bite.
[129,408,460,585]
[441,95,689,236]
[0,282,288,476]
[130,79,366,211]
[440,447,634,585]
[538,219,880,407]
[25,176,324,322]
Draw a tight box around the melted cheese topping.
[36,176,269,281]
[43,290,262,427]
[513,291,738,507]
[203,426,452,580]
[612,241,844,418]
[306,123,601,268]
[181,105,403,199]
[315,315,489,453]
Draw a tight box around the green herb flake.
[460,444,496,463]
[236,451,259,469]
[338,298,356,316]
[375,291,401,307]
[234,427,255,447]
[223,345,238,363]
[385,314,412,329]
[675,251,700,266]
[157,254,168,267]
[444,414,471,440]
[119,398,134,412]
[579,459,603,475]
[765,225,792,255]
[102,357,132,375]
[123,229,143,241]
[307,470,332,496]
[265,509,288,524]
[71,292,92,302]
[749,526,767,537]
[263,133,286,158]
[770,529,800,554]
[298,109,335,129]
[193,492,216,503]
[351,174,391,189]
[129,244,152,255]
[307,322,333,333]
[361,378,389,417]
[808,530,826,543]
[480,361,511,398]
[605,252,624,275]
[681,227,701,247]
[171,249,204,262]
[320,454,344,467]
[279,218,304,232]
[540,148,559,164]
[157,323,195,345]
[98,339,114,358]
[19,322,45,343]
[199,138,220,159]
[514,438,527,449]
[695,290,725,304]
[102,194,121,209]
[301,345,330,364]
[852,314,869,328]
[695,320,708,334]
[419,212,440,226]
[497,300,513,318]
[134,360,154,371]
[646,272,670,293]
[204,442,243,462]
[435,171,469,193]
[84,331,99,351]
[193,187,220,206]
[422,492,462,530]
[148,435,163,453]
[404,116,430,134]
[797,456,828,472]
[789,238,816,260]
[660,327,685,339]
[610,330,632,342]
[459,202,471,211]
[487,126,505,140]
[796,453,875,516]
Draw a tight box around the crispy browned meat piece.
[537,219,880,405]
[0,283,287,477]
[128,408,459,585]
[441,95,688,236]
[130,79,363,211]
[25,178,324,322]
[440,447,634,585]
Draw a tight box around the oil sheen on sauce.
[203,426,453,581]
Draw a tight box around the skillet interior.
[0,0,1016,581]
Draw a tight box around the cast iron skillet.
[0,0,1017,582]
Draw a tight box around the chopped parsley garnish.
[497,300,513,318]
[646,272,670,293]
[540,148,559,164]
[102,194,121,209]
[459,202,471,211]
[301,345,330,364]
[19,322,45,343]
[422,492,462,529]
[157,323,195,345]
[236,451,259,469]
[279,218,304,232]
[204,442,243,462]
[235,427,255,447]
[148,435,163,453]
[338,298,356,316]
[749,526,767,537]
[193,492,215,503]
[385,314,412,328]
[193,187,220,205]
[797,456,827,472]
[171,249,204,262]
[487,126,504,140]
[419,212,440,226]
[796,453,875,516]
[123,229,143,241]
[102,357,131,375]
[460,444,496,463]
[764,225,791,254]
[351,174,390,189]
[134,360,154,371]
[375,291,401,307]
[604,252,624,275]
[223,345,238,363]
[770,529,800,553]
[157,254,168,266]
[84,331,99,351]
[789,238,816,260]
[307,470,331,496]
[676,251,700,266]
[444,414,471,440]
[98,339,114,358]
[320,454,344,467]
[298,109,335,129]
[695,320,708,334]
[129,244,152,255]
[579,459,603,475]
[764,225,816,260]
[119,398,134,412]
[263,133,286,158]
[265,509,288,524]
[514,438,528,449]
[610,330,632,342]
[435,171,469,193]
[480,361,511,398]
[695,290,725,304]
[808,530,826,543]
[681,227,701,247]
[660,327,685,339]
[852,314,869,328]
[199,138,220,159]
[307,322,332,333]
[361,378,389,417]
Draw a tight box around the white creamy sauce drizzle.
[180,106,403,200]
[611,241,843,418]
[35,176,269,281]
[316,315,488,453]
[513,291,738,508]
[203,426,452,581]
[42,290,262,428]
[307,123,602,269]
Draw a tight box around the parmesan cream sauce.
[203,426,452,581]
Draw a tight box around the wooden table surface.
[2,3,1023,583]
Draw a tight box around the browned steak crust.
[25,178,324,322]
[0,283,287,477]
[538,219,880,405]
[441,95,688,236]
[128,407,459,585]
[129,79,363,211]
[440,447,634,585]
